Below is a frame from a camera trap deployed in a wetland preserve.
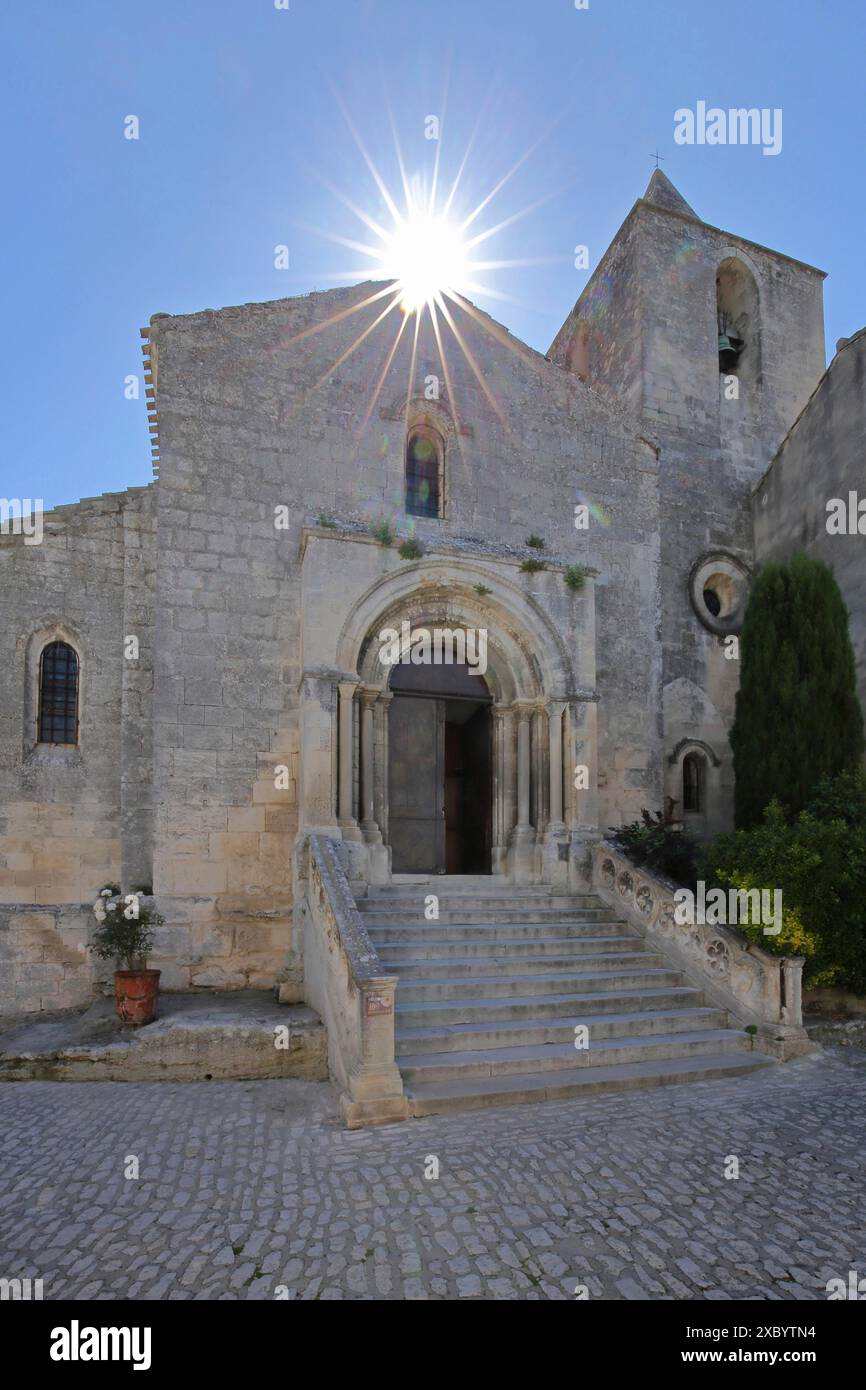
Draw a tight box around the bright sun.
[382,208,471,314]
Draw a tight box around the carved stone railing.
[592,840,811,1059]
[302,835,407,1126]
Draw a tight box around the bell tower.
[549,170,827,834]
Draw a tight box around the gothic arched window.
[38,641,79,744]
[405,427,442,519]
[682,752,705,813]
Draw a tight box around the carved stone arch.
[668,737,721,769]
[379,389,470,443]
[337,558,576,702]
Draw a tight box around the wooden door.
[388,695,445,873]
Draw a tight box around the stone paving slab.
[0,1052,864,1301]
[0,992,325,1082]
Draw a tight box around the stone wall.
[146,280,665,982]
[0,487,155,1013]
[753,327,866,745]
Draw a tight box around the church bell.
[718,333,740,373]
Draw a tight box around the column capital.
[337,678,359,700]
[359,685,382,708]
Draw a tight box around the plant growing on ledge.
[563,564,591,593]
[609,809,698,887]
[398,538,422,560]
[316,512,338,529]
[525,534,545,549]
[89,888,164,1026]
[370,519,393,546]
[519,557,546,574]
[474,583,492,596]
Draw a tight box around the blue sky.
[2,0,863,511]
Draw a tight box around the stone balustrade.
[301,834,407,1126]
[591,840,811,1060]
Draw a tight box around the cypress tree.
[730,553,865,828]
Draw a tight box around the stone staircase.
[356,878,772,1117]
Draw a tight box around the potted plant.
[90,886,164,1025]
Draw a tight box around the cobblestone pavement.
[1,1051,865,1301]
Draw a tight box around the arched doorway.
[388,660,492,874]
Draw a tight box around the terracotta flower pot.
[114,969,160,1026]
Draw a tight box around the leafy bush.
[609,809,698,887]
[519,557,546,574]
[398,539,422,560]
[89,888,164,971]
[525,534,545,550]
[474,584,492,596]
[698,775,866,990]
[370,520,393,546]
[316,512,338,529]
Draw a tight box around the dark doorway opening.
[388,660,492,875]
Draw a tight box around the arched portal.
[297,545,599,885]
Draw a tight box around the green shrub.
[474,584,492,596]
[519,557,546,574]
[316,512,338,529]
[525,534,545,550]
[370,520,393,546]
[398,539,422,560]
[730,553,864,828]
[609,809,698,887]
[698,775,866,990]
[563,564,590,593]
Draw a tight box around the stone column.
[374,689,392,843]
[510,702,537,882]
[337,680,362,841]
[359,688,382,844]
[516,705,532,831]
[547,700,566,832]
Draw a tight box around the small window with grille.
[406,428,442,519]
[38,641,79,744]
[682,751,705,813]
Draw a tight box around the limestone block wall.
[0,488,154,1014]
[551,192,827,829]
[146,280,665,984]
[753,328,866,750]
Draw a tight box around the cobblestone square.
[1,1052,864,1301]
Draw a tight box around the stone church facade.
[1,171,862,1025]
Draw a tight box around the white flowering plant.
[90,886,163,971]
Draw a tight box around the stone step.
[361,908,622,924]
[377,935,643,961]
[395,984,706,1027]
[359,893,602,910]
[395,1005,725,1054]
[364,922,630,942]
[398,1029,751,1083]
[387,950,663,981]
[396,966,685,1003]
[366,879,590,895]
[404,1052,772,1117]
